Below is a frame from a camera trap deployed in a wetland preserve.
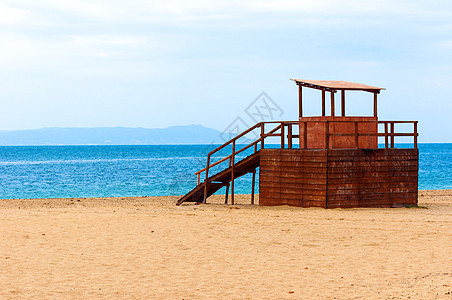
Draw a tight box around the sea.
[0,144,451,200]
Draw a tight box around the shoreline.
[1,190,451,298]
[1,189,451,206]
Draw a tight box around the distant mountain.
[0,125,253,146]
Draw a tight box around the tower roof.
[291,79,385,93]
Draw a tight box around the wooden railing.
[196,121,297,203]
[196,120,418,203]
[379,121,418,149]
[298,120,419,149]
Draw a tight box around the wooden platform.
[259,148,419,208]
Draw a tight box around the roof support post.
[330,91,335,117]
[322,90,326,116]
[373,92,378,117]
[341,90,345,116]
[298,84,303,118]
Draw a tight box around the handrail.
[201,121,294,203]
[207,122,262,156]
[194,139,262,177]
[195,155,232,176]
[195,140,262,175]
[197,122,293,178]
[205,121,299,156]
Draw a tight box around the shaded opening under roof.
[291,79,384,118]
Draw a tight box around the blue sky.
[0,0,451,142]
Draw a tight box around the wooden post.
[298,85,303,118]
[322,90,326,116]
[303,121,307,149]
[414,122,418,149]
[390,123,395,148]
[280,123,285,149]
[374,93,378,117]
[225,183,229,204]
[231,140,235,205]
[288,124,293,149]
[354,121,359,148]
[203,155,210,203]
[331,92,335,117]
[298,122,302,148]
[325,121,330,149]
[341,90,345,117]
[197,173,200,185]
[384,122,389,149]
[251,170,256,205]
[261,123,265,149]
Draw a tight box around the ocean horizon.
[0,143,451,200]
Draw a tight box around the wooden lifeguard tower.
[177,79,419,208]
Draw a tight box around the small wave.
[0,156,208,166]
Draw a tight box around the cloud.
[0,0,449,74]
[0,32,149,73]
[1,0,437,25]
[0,3,31,23]
[438,40,452,50]
[68,35,150,58]
[0,0,451,141]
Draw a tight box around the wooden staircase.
[176,151,260,205]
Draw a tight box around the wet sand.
[1,190,451,299]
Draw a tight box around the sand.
[1,190,451,299]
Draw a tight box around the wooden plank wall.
[327,148,418,208]
[299,116,378,149]
[259,149,327,207]
[259,148,418,208]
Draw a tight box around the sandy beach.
[1,190,451,299]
